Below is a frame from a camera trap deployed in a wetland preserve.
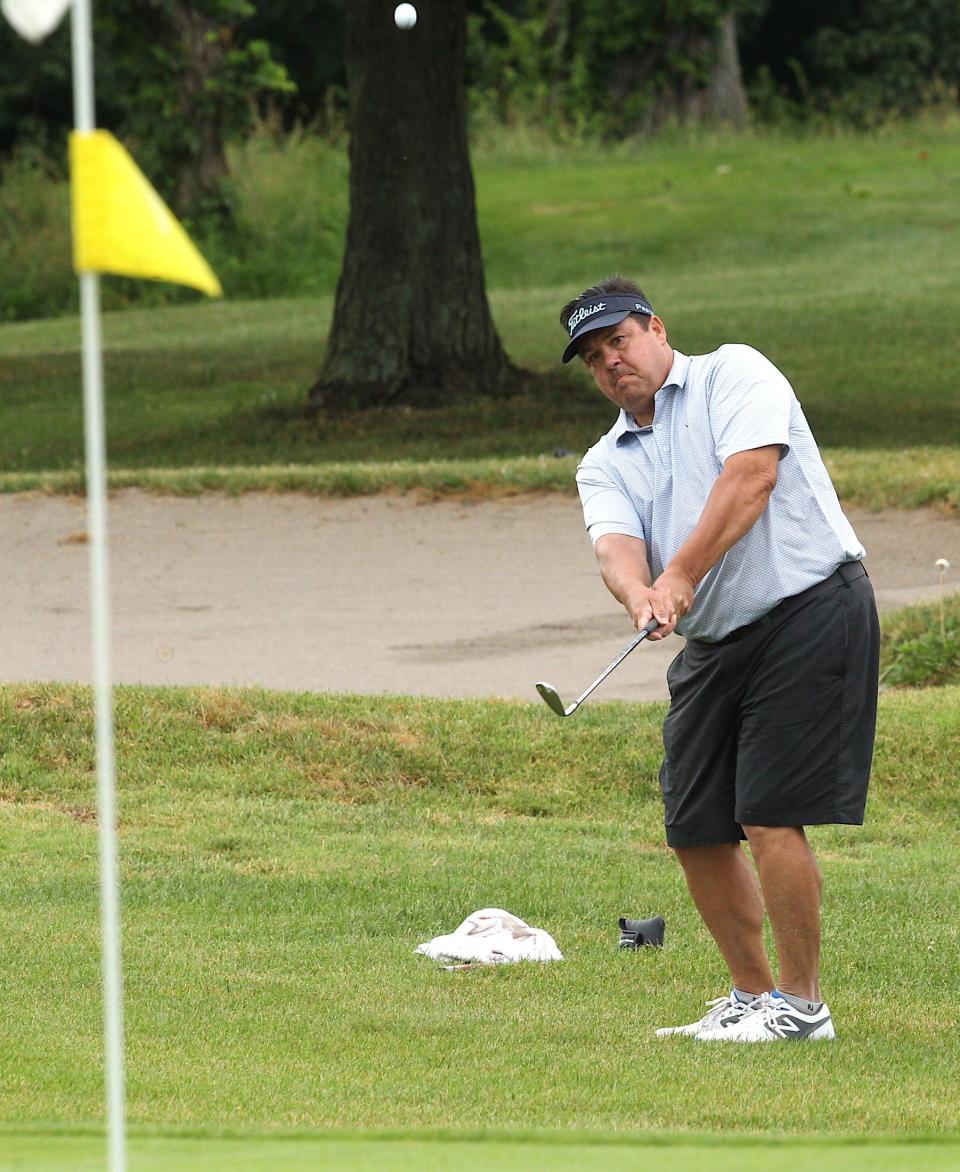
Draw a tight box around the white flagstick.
[71,1,127,1170]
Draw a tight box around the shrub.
[211,122,349,300]
[0,151,74,321]
[0,123,350,320]
[880,589,960,688]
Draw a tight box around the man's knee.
[742,824,819,871]
[673,841,742,871]
[742,824,804,848]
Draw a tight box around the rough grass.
[1,684,958,1141]
[880,590,960,687]
[0,447,955,511]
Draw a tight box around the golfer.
[560,276,880,1042]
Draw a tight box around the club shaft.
[568,619,658,712]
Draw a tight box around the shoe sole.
[697,1021,836,1042]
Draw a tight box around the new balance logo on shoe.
[696,991,836,1042]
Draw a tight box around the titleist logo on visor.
[567,301,606,334]
[566,297,653,336]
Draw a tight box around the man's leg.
[742,824,822,1001]
[673,841,775,995]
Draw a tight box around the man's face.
[578,314,673,424]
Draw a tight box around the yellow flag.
[70,130,222,297]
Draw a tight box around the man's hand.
[593,533,690,641]
[594,534,667,639]
[623,568,694,640]
[649,567,696,636]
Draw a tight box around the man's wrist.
[658,562,698,591]
[653,564,697,615]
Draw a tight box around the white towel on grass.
[415,907,563,964]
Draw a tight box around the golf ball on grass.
[394,3,417,29]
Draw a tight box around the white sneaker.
[655,992,761,1038]
[696,991,836,1042]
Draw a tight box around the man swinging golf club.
[558,276,880,1041]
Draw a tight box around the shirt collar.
[662,350,690,390]
[612,350,691,440]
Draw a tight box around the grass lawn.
[2,1131,960,1171]
[0,123,957,502]
[1,683,958,1159]
[2,122,959,1170]
[0,448,956,512]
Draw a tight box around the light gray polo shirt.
[576,344,865,642]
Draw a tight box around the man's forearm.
[595,534,652,608]
[594,534,675,637]
[661,446,780,593]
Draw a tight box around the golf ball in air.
[394,3,417,29]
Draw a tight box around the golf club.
[535,618,659,717]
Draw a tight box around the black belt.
[706,561,868,647]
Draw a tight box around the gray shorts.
[659,562,880,848]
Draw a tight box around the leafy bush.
[209,123,349,299]
[740,0,960,129]
[466,0,736,138]
[0,123,350,320]
[880,589,960,688]
[0,151,74,322]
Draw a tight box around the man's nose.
[603,345,620,368]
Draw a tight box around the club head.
[535,680,573,718]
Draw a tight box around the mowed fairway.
[1,685,958,1168]
[2,1132,960,1172]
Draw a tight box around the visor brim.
[561,309,635,363]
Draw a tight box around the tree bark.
[701,7,749,125]
[309,0,514,412]
[171,5,231,216]
[544,0,572,108]
[617,5,749,132]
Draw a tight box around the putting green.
[2,1133,959,1171]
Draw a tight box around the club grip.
[641,618,659,635]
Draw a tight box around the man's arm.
[594,532,652,607]
[595,445,781,639]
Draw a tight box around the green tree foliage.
[4,0,960,173]
[741,0,960,125]
[0,20,73,168]
[0,0,293,216]
[244,0,347,130]
[103,1,294,215]
[466,0,749,135]
[466,0,960,133]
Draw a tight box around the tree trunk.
[620,5,749,132]
[545,0,572,108]
[309,0,514,412]
[701,7,749,125]
[171,5,231,216]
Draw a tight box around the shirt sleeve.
[576,449,647,546]
[707,345,794,465]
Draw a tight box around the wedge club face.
[535,680,576,718]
